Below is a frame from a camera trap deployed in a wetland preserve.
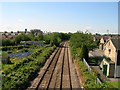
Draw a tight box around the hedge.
[2,45,30,51]
[76,59,114,89]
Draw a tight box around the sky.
[0,2,118,34]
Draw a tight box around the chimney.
[25,29,27,33]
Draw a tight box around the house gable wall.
[104,40,117,63]
[100,38,104,44]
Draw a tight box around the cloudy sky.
[0,1,118,34]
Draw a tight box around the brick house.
[100,38,120,78]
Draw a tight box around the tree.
[2,39,11,46]
[70,32,96,50]
[50,36,59,46]
[4,31,7,33]
[14,34,31,44]
[43,32,70,45]
[80,45,89,62]
[11,31,13,33]
[37,34,43,41]
[44,35,50,44]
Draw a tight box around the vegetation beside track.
[1,32,71,46]
[1,32,71,89]
[2,45,56,89]
[69,32,115,89]
[76,59,114,89]
[69,31,98,62]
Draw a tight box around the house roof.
[110,35,120,39]
[93,35,102,40]
[101,35,120,40]
[1,32,21,39]
[101,35,120,43]
[111,38,120,50]
[102,36,110,40]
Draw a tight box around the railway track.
[27,42,81,89]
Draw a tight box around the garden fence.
[96,77,102,84]
[83,58,102,84]
[83,58,92,73]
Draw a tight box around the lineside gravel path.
[27,42,81,89]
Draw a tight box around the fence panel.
[83,58,102,84]
[96,78,102,84]
[83,58,92,73]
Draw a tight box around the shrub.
[21,48,28,52]
[2,56,12,64]
[80,45,89,62]
[76,59,99,88]
[2,45,30,51]
[7,51,12,54]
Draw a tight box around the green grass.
[28,49,40,52]
[2,57,22,71]
[1,51,8,55]
[2,64,14,71]
[106,81,120,89]
[2,50,21,55]
[89,57,103,66]
[110,81,120,88]
[10,57,22,64]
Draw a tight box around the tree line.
[2,31,71,46]
[69,31,98,62]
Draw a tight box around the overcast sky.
[0,1,118,34]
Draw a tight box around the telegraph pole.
[107,29,109,35]
[107,29,111,39]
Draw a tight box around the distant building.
[1,32,21,39]
[43,31,52,35]
[30,29,43,37]
[93,34,102,42]
[1,28,31,39]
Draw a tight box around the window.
[108,49,111,57]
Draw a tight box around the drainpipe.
[114,49,118,78]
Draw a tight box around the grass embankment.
[2,45,56,89]
[106,81,120,89]
[75,58,116,89]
